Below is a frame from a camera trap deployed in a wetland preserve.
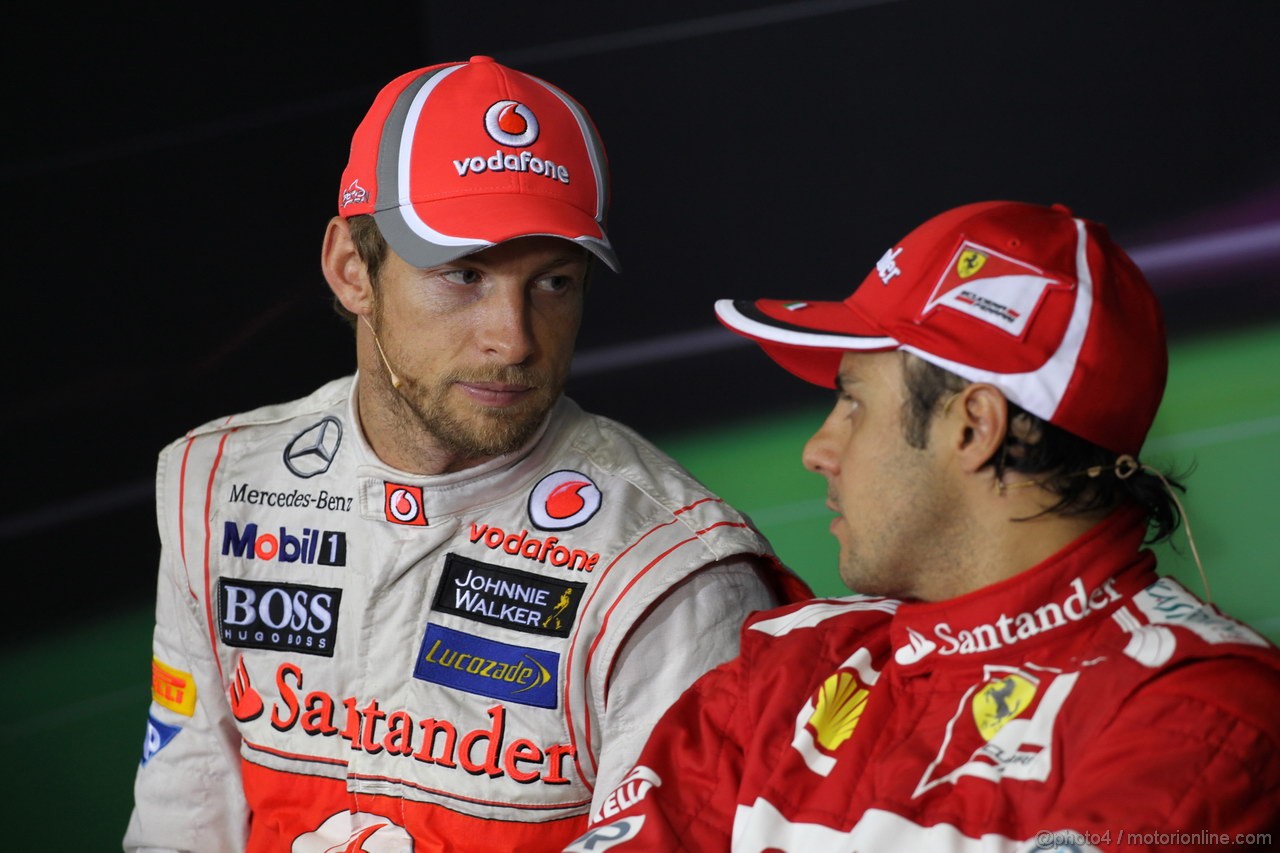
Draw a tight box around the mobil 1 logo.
[218,579,341,657]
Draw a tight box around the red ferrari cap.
[716,201,1167,455]
[338,56,618,271]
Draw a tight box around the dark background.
[6,0,1280,644]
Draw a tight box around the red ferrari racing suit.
[123,375,811,852]
[573,508,1280,852]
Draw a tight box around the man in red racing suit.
[574,509,1280,851]
[570,201,1280,852]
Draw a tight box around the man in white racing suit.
[123,56,811,852]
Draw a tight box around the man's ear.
[952,384,1008,474]
[321,216,373,317]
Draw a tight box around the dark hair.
[899,353,1185,544]
[331,215,389,329]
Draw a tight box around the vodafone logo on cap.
[485,100,540,147]
[528,470,601,531]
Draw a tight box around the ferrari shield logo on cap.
[957,249,987,279]
[922,240,1073,337]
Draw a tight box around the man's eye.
[534,275,573,293]
[440,269,481,285]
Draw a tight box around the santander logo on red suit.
[894,576,1122,664]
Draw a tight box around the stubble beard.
[835,446,959,601]
[396,365,563,461]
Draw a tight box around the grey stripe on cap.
[373,65,496,268]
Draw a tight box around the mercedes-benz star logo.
[283,417,342,478]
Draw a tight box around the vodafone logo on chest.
[528,470,601,531]
[384,482,427,526]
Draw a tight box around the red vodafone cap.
[716,201,1167,455]
[338,56,618,271]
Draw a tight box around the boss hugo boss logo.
[528,470,601,531]
[283,417,343,478]
[484,100,539,146]
[217,579,341,657]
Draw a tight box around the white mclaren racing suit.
[123,375,811,852]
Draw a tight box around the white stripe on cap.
[714,300,897,350]
[542,84,607,223]
[394,64,477,248]
[904,218,1094,422]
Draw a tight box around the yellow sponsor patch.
[972,673,1035,741]
[151,657,197,716]
[809,671,871,752]
[957,249,988,279]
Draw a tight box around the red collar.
[889,508,1156,667]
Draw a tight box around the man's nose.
[477,286,536,364]
[801,411,841,477]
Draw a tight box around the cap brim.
[715,298,898,388]
[375,192,618,272]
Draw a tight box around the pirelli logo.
[151,657,196,716]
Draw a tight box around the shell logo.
[485,100,540,147]
[808,670,871,752]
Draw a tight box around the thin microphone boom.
[361,315,402,388]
